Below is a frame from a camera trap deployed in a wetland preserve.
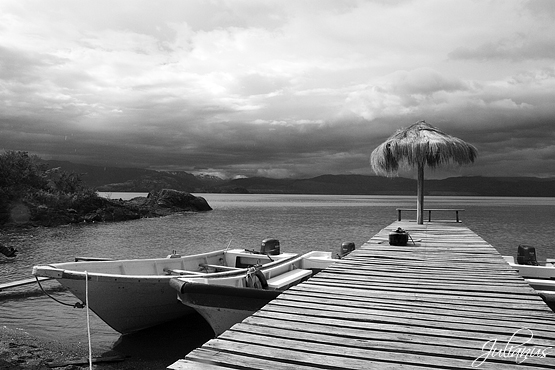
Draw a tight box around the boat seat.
[199,263,241,272]
[164,268,205,276]
[266,269,312,290]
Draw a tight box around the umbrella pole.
[417,163,424,224]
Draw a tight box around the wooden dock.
[168,221,555,369]
[0,277,50,291]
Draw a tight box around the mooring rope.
[408,232,417,245]
[34,276,85,308]
[85,271,93,370]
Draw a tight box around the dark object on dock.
[389,227,409,246]
[260,238,281,255]
[337,242,355,259]
[517,244,539,266]
[0,243,17,258]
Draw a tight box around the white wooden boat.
[32,243,303,334]
[169,251,336,336]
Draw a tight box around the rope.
[85,271,93,370]
[245,267,260,288]
[224,238,233,251]
[408,232,417,245]
[34,273,92,368]
[35,276,85,308]
[245,266,266,289]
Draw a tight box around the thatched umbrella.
[370,120,477,224]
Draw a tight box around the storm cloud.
[1,0,554,179]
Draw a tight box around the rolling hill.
[44,160,555,197]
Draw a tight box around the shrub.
[0,150,101,225]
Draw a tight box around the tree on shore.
[0,150,98,225]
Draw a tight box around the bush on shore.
[0,150,102,226]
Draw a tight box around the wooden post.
[417,163,424,224]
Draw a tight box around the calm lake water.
[1,194,554,368]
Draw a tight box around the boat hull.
[176,283,280,336]
[58,276,195,334]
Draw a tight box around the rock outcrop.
[0,243,17,257]
[126,189,212,217]
[77,189,212,223]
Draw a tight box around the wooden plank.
[200,338,462,370]
[242,310,555,348]
[225,325,555,367]
[0,277,50,291]
[274,293,555,328]
[200,332,549,370]
[233,316,547,352]
[319,268,526,284]
[172,347,344,370]
[283,289,555,324]
[262,299,555,335]
[305,278,542,301]
[311,273,535,293]
[292,283,553,312]
[256,303,555,340]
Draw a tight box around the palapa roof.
[370,120,478,176]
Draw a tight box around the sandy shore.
[0,326,128,370]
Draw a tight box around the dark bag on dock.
[389,228,409,246]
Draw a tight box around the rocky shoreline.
[2,189,212,229]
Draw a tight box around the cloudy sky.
[1,0,554,179]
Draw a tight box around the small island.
[0,151,212,229]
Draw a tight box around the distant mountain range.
[43,160,555,197]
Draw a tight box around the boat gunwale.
[32,251,303,282]
[170,250,331,291]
